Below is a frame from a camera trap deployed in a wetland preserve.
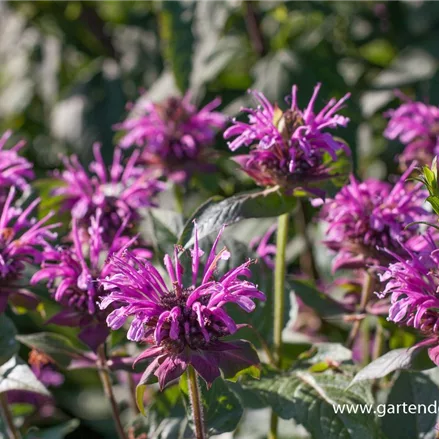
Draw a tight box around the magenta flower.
[321,164,432,272]
[385,94,439,167]
[99,225,265,388]
[31,209,151,350]
[115,94,226,183]
[249,224,277,269]
[0,131,34,203]
[224,83,350,194]
[54,143,164,243]
[0,188,58,312]
[376,234,439,364]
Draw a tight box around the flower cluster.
[54,144,164,244]
[376,234,439,362]
[385,95,439,168]
[321,164,432,272]
[99,225,265,388]
[115,94,226,183]
[249,224,277,270]
[0,188,58,312]
[31,209,151,350]
[0,131,34,203]
[224,83,350,195]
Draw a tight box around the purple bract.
[99,225,265,388]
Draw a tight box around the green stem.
[270,212,289,439]
[347,271,375,349]
[187,366,205,439]
[173,183,184,215]
[97,345,127,439]
[294,199,318,281]
[0,392,21,439]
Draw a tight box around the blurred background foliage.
[2,1,439,438]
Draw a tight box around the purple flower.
[321,163,432,272]
[0,131,34,203]
[54,143,164,244]
[99,225,265,388]
[376,234,439,363]
[224,83,350,194]
[384,94,439,168]
[249,224,277,269]
[115,94,226,183]
[0,188,58,312]
[31,209,151,350]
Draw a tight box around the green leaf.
[381,371,439,439]
[16,332,87,369]
[130,385,188,439]
[351,344,432,386]
[0,356,50,396]
[0,315,18,367]
[179,187,296,248]
[160,2,195,92]
[289,279,348,325]
[298,342,353,366]
[136,384,147,416]
[235,367,383,439]
[25,419,80,439]
[180,375,243,436]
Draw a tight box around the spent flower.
[99,225,265,388]
[224,83,350,195]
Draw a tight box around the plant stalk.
[0,392,22,439]
[187,366,205,439]
[270,212,290,439]
[294,199,319,281]
[97,345,127,439]
[347,270,375,349]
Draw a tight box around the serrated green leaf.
[235,368,383,439]
[351,344,433,385]
[16,332,87,369]
[179,187,296,248]
[381,371,439,439]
